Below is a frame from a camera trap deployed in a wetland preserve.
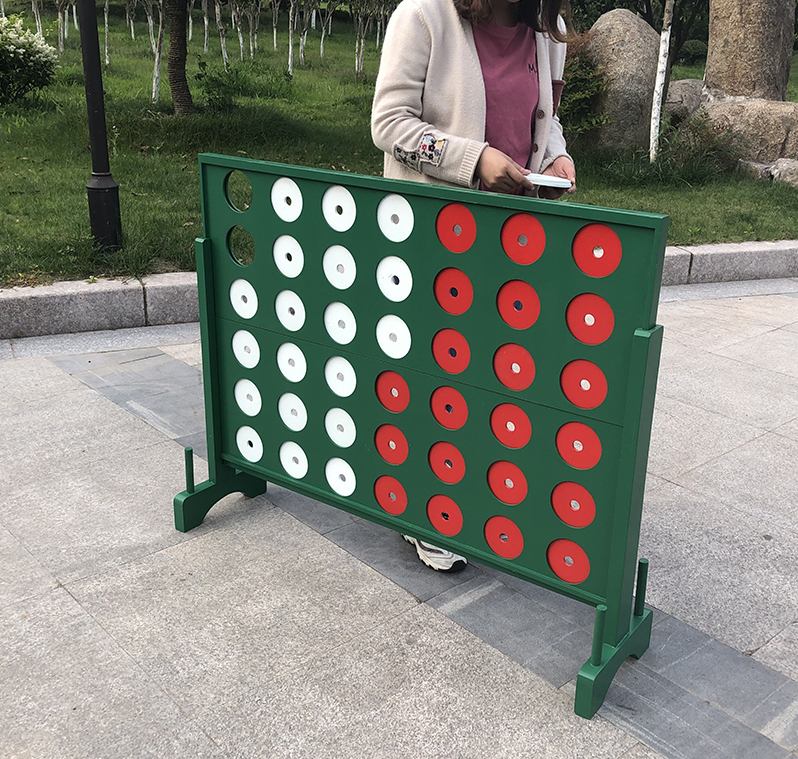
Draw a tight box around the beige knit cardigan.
[371,0,571,192]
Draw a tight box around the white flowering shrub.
[0,17,58,105]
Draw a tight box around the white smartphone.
[521,172,572,189]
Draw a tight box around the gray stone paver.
[1,282,798,759]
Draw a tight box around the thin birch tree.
[245,0,261,58]
[299,0,319,65]
[126,0,137,39]
[188,0,194,39]
[31,0,43,36]
[142,0,158,52]
[287,0,298,73]
[55,0,68,50]
[649,0,675,162]
[104,0,110,63]
[152,0,166,101]
[214,0,230,69]
[202,0,209,51]
[270,0,279,50]
[319,0,340,59]
[231,0,245,60]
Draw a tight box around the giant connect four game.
[174,154,668,718]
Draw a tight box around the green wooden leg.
[574,559,653,719]
[174,447,267,532]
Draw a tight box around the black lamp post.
[77,0,122,251]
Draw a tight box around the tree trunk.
[202,0,209,51]
[152,0,165,102]
[63,7,69,39]
[32,0,42,36]
[73,1,78,28]
[705,0,795,100]
[287,0,296,73]
[214,0,229,69]
[234,3,245,60]
[188,0,194,39]
[145,1,157,53]
[271,0,278,50]
[167,0,195,114]
[104,0,110,64]
[650,0,675,162]
[1,0,5,20]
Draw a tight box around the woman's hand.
[538,156,576,199]
[475,147,533,194]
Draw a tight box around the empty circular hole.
[513,300,523,311]
[285,252,293,262]
[336,423,344,432]
[246,393,253,402]
[388,440,397,450]
[335,204,343,215]
[511,362,521,374]
[288,358,296,367]
[336,263,345,274]
[391,387,399,397]
[391,213,400,225]
[593,245,604,259]
[504,477,514,489]
[445,403,453,414]
[564,556,574,566]
[244,345,252,354]
[442,511,450,521]
[285,196,292,206]
[500,533,509,543]
[241,294,248,304]
[453,224,462,236]
[226,170,253,213]
[518,234,528,246]
[290,408,298,417]
[337,319,346,329]
[292,455,299,464]
[573,440,584,452]
[336,372,345,382]
[506,421,516,432]
[392,275,400,285]
[288,306,296,316]
[389,491,397,501]
[389,333,398,342]
[448,347,457,358]
[580,379,591,391]
[444,459,453,468]
[228,225,255,267]
[584,313,595,326]
[570,499,581,511]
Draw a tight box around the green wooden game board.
[174,153,668,718]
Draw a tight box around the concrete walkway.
[2,279,798,759]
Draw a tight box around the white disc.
[376,256,413,302]
[271,177,303,222]
[276,342,307,383]
[324,407,357,448]
[229,279,258,320]
[322,245,357,290]
[232,330,260,369]
[236,425,263,463]
[274,290,306,332]
[279,441,308,479]
[234,379,262,417]
[325,457,356,497]
[278,392,308,432]
[324,356,357,398]
[272,235,304,278]
[377,194,414,243]
[322,186,356,232]
[324,302,357,345]
[376,315,411,359]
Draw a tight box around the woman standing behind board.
[371,0,575,571]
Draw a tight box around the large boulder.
[699,100,798,162]
[586,9,659,150]
[663,79,704,124]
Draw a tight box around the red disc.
[551,482,596,528]
[573,224,622,278]
[485,515,524,559]
[490,404,532,449]
[566,293,615,345]
[427,495,464,536]
[374,476,408,516]
[556,422,602,470]
[560,360,608,409]
[434,268,474,315]
[375,424,409,465]
[430,386,469,430]
[428,442,466,484]
[487,460,528,505]
[493,344,535,391]
[432,329,471,374]
[436,204,477,253]
[501,213,546,265]
[547,539,590,583]
[497,280,540,330]
[375,371,410,413]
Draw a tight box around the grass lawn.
[2,7,798,287]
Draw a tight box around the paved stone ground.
[2,280,798,759]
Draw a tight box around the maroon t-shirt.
[472,21,539,190]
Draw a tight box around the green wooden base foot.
[174,467,267,532]
[574,607,653,719]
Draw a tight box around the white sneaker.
[403,535,467,572]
